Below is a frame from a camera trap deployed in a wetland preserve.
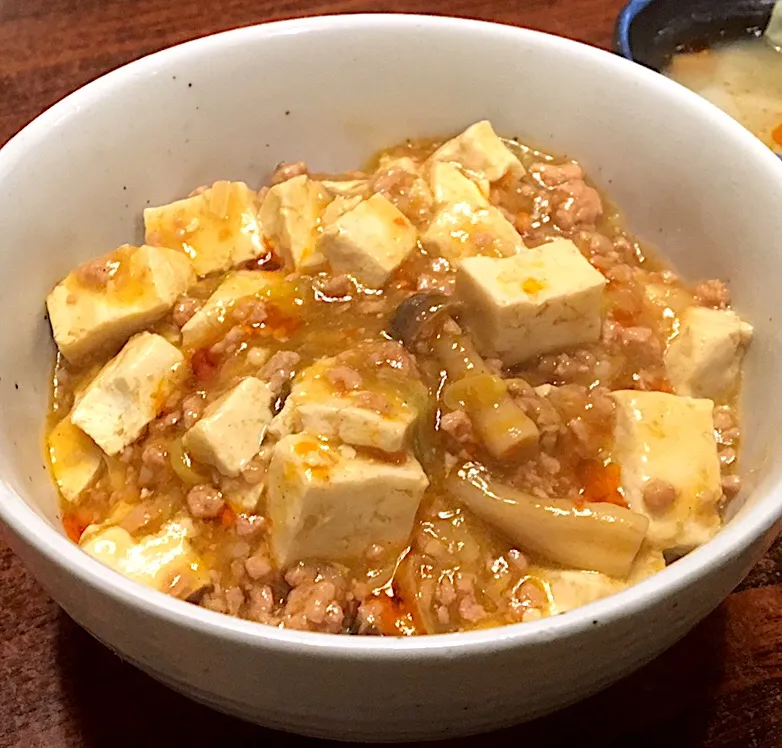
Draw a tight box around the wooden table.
[1,1,780,745]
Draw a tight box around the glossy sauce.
[46,135,745,635]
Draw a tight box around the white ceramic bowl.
[0,14,780,742]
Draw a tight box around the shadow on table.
[55,607,728,748]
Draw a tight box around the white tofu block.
[428,161,490,206]
[541,546,665,615]
[373,157,435,217]
[46,244,195,363]
[267,396,297,441]
[456,238,606,365]
[80,519,208,596]
[222,479,265,514]
[259,175,330,272]
[144,181,263,276]
[421,202,524,264]
[429,120,524,182]
[321,195,363,225]
[275,357,420,453]
[47,416,103,502]
[377,155,423,173]
[71,332,184,455]
[422,161,520,264]
[321,179,369,198]
[294,400,418,454]
[180,270,282,348]
[611,390,722,550]
[318,193,418,287]
[268,434,428,566]
[665,307,753,399]
[183,377,274,477]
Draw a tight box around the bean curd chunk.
[44,120,750,636]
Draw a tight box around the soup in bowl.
[616,0,782,153]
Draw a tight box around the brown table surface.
[1,1,781,746]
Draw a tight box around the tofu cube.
[541,546,665,615]
[222,479,265,514]
[456,238,606,365]
[377,155,423,173]
[428,161,490,206]
[80,519,208,597]
[267,395,297,442]
[611,390,722,550]
[421,202,525,264]
[318,193,418,287]
[275,357,421,453]
[46,244,195,363]
[321,179,369,198]
[71,332,184,455]
[429,120,524,182]
[421,161,521,263]
[268,434,429,566]
[665,307,753,399]
[180,270,282,348]
[294,399,418,454]
[321,195,364,226]
[259,175,330,272]
[373,157,435,219]
[144,181,264,276]
[47,416,103,502]
[183,377,274,477]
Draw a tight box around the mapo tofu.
[45,121,751,635]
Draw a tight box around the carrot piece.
[368,592,418,636]
[219,504,236,527]
[645,375,674,394]
[578,460,626,507]
[611,308,637,327]
[62,513,88,543]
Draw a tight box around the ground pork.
[245,548,273,581]
[529,161,602,229]
[440,410,474,445]
[74,256,116,288]
[643,479,679,513]
[181,393,205,429]
[531,162,584,188]
[260,350,301,395]
[280,563,349,634]
[137,442,170,487]
[694,279,731,309]
[316,274,354,298]
[245,584,279,625]
[353,390,392,414]
[552,178,603,230]
[368,341,418,377]
[186,484,225,519]
[172,295,202,328]
[325,365,363,391]
[269,160,308,185]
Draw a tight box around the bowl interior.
[0,16,780,569]
[616,0,776,69]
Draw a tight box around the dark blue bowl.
[614,0,777,70]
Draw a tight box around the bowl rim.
[1,12,780,658]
